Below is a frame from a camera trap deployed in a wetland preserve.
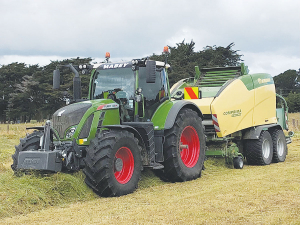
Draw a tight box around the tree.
[7,74,39,122]
[285,92,300,113]
[151,40,242,86]
[32,57,92,120]
[273,69,300,96]
[43,57,92,119]
[0,63,37,122]
[198,43,241,68]
[4,58,92,122]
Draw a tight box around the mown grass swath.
[0,124,96,218]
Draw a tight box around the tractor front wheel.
[83,130,142,197]
[162,108,205,182]
[11,130,43,172]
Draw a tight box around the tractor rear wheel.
[245,130,273,165]
[83,129,142,197]
[162,108,205,182]
[271,129,287,163]
[11,130,43,172]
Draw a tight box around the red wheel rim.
[180,126,200,168]
[114,147,134,184]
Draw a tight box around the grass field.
[0,114,299,224]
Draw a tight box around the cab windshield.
[92,67,135,100]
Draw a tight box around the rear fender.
[164,100,203,130]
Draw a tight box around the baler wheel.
[245,130,273,165]
[271,129,287,163]
[83,129,142,197]
[162,108,205,182]
[11,130,43,173]
[233,156,244,169]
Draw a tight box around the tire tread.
[11,131,43,172]
[83,129,142,197]
[161,108,205,182]
[245,130,273,165]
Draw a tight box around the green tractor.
[12,52,206,197]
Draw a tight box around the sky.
[0,0,299,77]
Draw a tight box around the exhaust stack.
[53,64,82,102]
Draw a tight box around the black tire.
[83,129,142,197]
[162,108,205,182]
[271,129,287,163]
[244,130,273,165]
[11,130,43,172]
[233,156,244,169]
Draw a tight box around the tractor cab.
[91,60,170,122]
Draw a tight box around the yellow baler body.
[253,82,277,127]
[187,97,214,115]
[211,79,255,137]
[183,73,277,137]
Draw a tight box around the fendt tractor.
[12,47,292,197]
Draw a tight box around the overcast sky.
[0,0,299,76]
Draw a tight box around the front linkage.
[13,120,85,173]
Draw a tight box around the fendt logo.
[23,158,40,165]
[103,63,129,69]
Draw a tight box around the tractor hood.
[52,101,93,139]
[52,99,117,139]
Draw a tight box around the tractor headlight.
[65,126,77,139]
[131,59,138,65]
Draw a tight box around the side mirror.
[53,69,60,89]
[146,60,156,83]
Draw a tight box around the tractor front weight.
[16,121,85,173]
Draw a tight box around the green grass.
[0,116,299,224]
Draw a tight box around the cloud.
[0,0,299,75]
[242,51,300,76]
[0,55,67,66]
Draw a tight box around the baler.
[171,64,292,168]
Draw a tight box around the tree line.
[273,69,300,112]
[0,58,91,122]
[0,40,298,122]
